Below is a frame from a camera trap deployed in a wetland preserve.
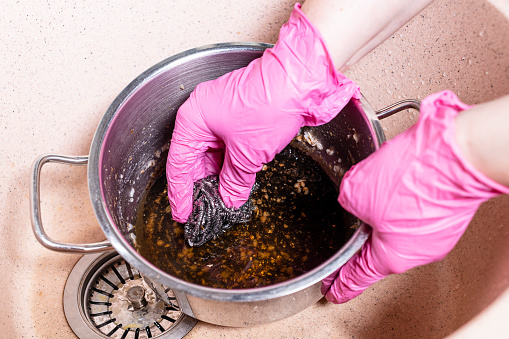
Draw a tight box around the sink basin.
[2,0,509,337]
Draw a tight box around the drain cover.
[64,251,197,338]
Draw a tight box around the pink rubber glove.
[322,90,509,304]
[166,3,360,223]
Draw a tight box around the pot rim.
[88,42,381,302]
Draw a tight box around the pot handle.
[30,154,113,253]
[375,99,420,119]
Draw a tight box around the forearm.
[455,94,509,187]
[301,0,433,71]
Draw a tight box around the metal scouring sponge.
[184,175,256,247]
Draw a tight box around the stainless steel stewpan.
[30,42,419,327]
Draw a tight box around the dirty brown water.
[134,145,354,289]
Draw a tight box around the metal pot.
[30,42,419,327]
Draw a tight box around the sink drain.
[64,251,197,338]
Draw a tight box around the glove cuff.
[425,90,509,196]
[269,3,361,126]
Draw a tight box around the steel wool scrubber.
[184,175,257,246]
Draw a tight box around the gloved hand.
[322,90,509,303]
[166,3,360,223]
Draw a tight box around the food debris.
[302,131,323,150]
[134,145,353,289]
[352,130,360,143]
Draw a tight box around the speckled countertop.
[2,0,509,338]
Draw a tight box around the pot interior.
[96,43,381,292]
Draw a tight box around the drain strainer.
[64,251,197,338]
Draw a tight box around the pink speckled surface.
[1,0,509,338]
